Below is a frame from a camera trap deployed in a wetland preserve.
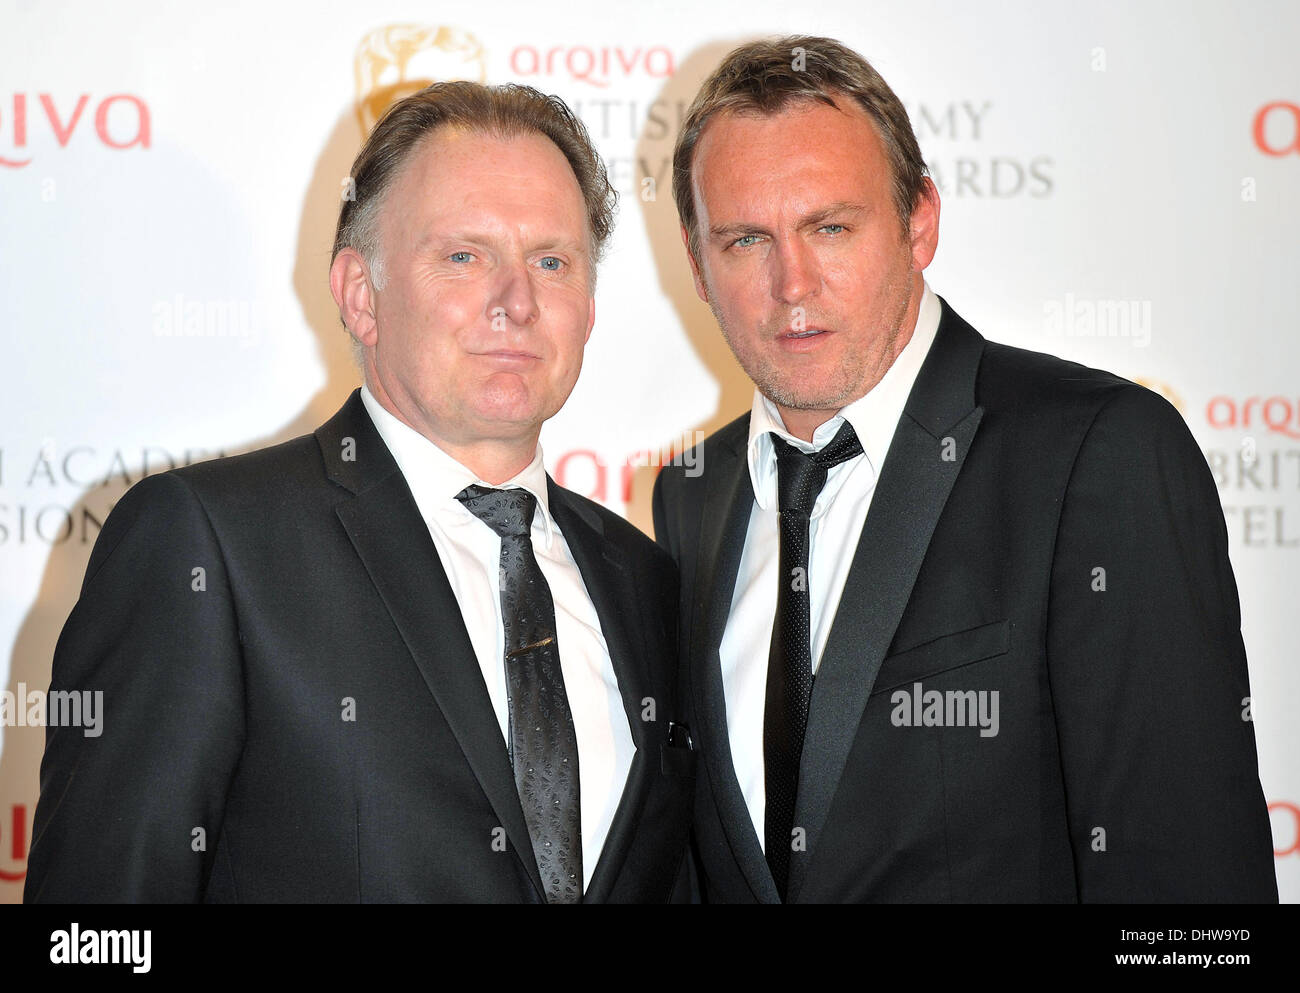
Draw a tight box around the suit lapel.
[788,301,987,902]
[545,479,652,902]
[691,425,783,903]
[316,391,545,901]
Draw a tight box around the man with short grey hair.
[27,81,695,903]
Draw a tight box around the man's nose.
[771,237,819,306]
[489,259,541,328]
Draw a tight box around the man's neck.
[775,406,839,444]
[437,439,538,486]
[363,380,539,485]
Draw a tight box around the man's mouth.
[471,349,543,369]
[472,344,542,359]
[774,325,833,352]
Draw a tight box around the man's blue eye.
[449,251,473,263]
[538,256,563,270]
[732,235,759,248]
[820,224,845,234]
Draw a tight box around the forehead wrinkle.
[397,168,588,259]
[693,97,890,231]
[411,221,588,259]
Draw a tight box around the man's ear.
[908,177,941,272]
[329,248,379,347]
[584,295,595,345]
[680,224,709,303]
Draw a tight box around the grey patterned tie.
[456,484,582,904]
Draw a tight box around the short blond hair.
[673,35,928,260]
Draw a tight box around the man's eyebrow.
[800,201,869,226]
[707,201,871,242]
[708,221,770,242]
[527,237,587,254]
[415,231,587,253]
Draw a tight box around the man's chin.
[757,375,860,414]
[466,389,557,438]
[468,404,544,433]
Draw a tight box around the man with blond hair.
[654,36,1276,903]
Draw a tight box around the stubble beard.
[712,278,914,413]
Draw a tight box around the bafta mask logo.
[353,24,487,134]
[1134,378,1185,417]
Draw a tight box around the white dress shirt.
[359,386,634,890]
[719,282,942,850]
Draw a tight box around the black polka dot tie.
[764,421,863,901]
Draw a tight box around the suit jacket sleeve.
[1046,385,1277,901]
[25,472,245,903]
[651,465,705,903]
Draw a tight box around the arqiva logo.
[1271,801,1300,857]
[0,93,150,168]
[1253,101,1300,156]
[0,804,29,881]
[1206,395,1300,440]
[509,44,674,88]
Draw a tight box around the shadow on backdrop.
[0,96,370,901]
[623,39,759,537]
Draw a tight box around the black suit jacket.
[26,389,695,902]
[653,298,1278,903]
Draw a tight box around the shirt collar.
[358,384,556,549]
[746,280,943,513]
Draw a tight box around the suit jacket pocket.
[660,741,697,778]
[870,619,1010,697]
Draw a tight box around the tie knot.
[456,484,537,539]
[770,421,863,517]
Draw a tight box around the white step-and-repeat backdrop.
[2,0,1297,902]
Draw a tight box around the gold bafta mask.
[1134,378,1186,416]
[353,24,487,133]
